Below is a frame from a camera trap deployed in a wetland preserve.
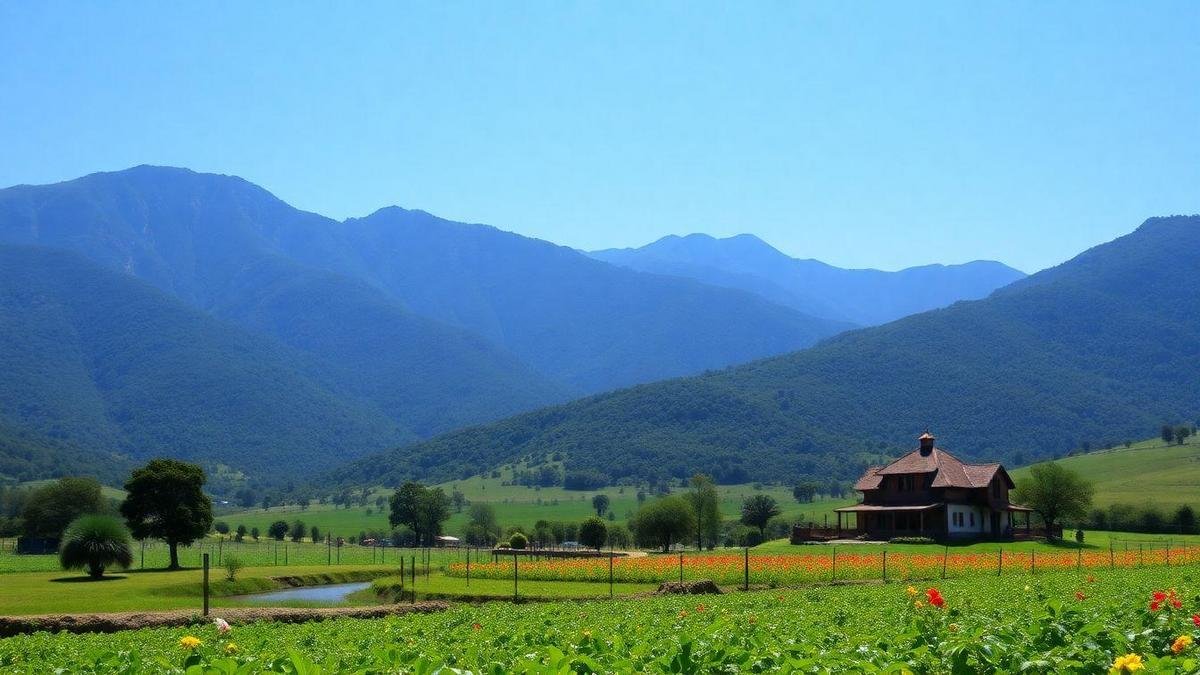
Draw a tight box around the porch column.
[836,511,842,537]
[919,511,924,537]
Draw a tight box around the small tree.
[1013,462,1094,536]
[1162,425,1175,445]
[235,524,247,542]
[579,516,608,551]
[59,514,133,580]
[741,494,781,540]
[223,554,244,581]
[632,495,695,553]
[1176,426,1192,446]
[310,525,321,543]
[268,520,289,541]
[591,493,611,516]
[686,474,720,550]
[22,477,108,539]
[451,490,467,513]
[250,526,260,540]
[214,521,230,537]
[792,480,822,504]
[1175,505,1196,535]
[120,459,213,570]
[509,532,528,549]
[389,482,451,546]
[290,520,307,543]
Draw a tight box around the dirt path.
[0,601,449,638]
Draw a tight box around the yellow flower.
[947,623,959,633]
[913,600,924,609]
[179,636,202,650]
[1172,635,1193,655]
[1110,653,1144,673]
[224,643,239,655]
[906,586,918,597]
[581,629,592,639]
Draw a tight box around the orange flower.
[1171,635,1193,655]
[471,622,482,630]
[1075,591,1086,601]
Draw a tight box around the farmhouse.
[834,432,1034,541]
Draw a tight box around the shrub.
[888,536,936,545]
[58,514,134,579]
[509,532,528,549]
[223,554,244,581]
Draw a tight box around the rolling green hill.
[333,215,1200,488]
[1011,435,1200,511]
[0,245,408,477]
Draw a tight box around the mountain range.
[591,234,1026,326]
[2,165,993,483]
[334,215,1200,488]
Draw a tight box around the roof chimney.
[918,431,935,456]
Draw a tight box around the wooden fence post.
[202,553,210,616]
[882,549,888,582]
[998,548,1003,576]
[609,555,614,598]
[743,547,749,591]
[941,546,948,580]
[513,552,519,602]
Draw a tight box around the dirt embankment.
[0,601,449,638]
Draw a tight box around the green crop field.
[1010,435,1200,510]
[4,565,1200,673]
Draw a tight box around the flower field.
[3,565,1200,673]
[446,546,1200,586]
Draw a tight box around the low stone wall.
[0,601,449,638]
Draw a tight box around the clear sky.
[2,2,1197,273]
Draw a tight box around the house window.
[969,512,975,527]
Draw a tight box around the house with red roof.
[834,432,1034,541]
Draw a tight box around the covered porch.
[833,503,945,539]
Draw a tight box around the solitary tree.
[1176,426,1193,446]
[59,514,134,580]
[235,524,247,542]
[268,520,289,541]
[120,459,212,570]
[310,525,321,543]
[1176,505,1197,535]
[465,503,499,545]
[1012,462,1094,536]
[591,494,611,517]
[1162,425,1175,445]
[290,520,307,543]
[579,516,608,551]
[741,494,781,540]
[632,495,695,553]
[250,526,260,540]
[214,521,230,537]
[388,482,451,546]
[451,490,467,513]
[686,474,720,550]
[22,477,108,539]
[792,480,822,504]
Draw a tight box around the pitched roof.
[855,444,1012,490]
[853,466,883,491]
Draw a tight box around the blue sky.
[1,2,1197,273]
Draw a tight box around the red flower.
[1172,599,1184,609]
[1193,614,1200,627]
[471,622,482,630]
[926,588,945,609]
[1153,591,1168,602]
[1151,600,1161,612]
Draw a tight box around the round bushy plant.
[509,532,528,549]
[58,514,134,579]
[223,554,245,581]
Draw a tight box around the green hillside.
[333,215,1200,487]
[1011,434,1200,510]
[0,245,408,478]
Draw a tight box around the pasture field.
[3,565,1200,673]
[214,478,850,542]
[1010,434,1200,509]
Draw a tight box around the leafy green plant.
[222,555,244,581]
[58,514,134,579]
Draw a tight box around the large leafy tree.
[686,474,721,550]
[1013,462,1094,535]
[579,516,608,551]
[632,495,695,553]
[59,514,133,579]
[120,459,213,570]
[741,494,781,539]
[22,477,108,538]
[388,482,451,546]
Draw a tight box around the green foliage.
[267,521,289,541]
[740,494,781,537]
[337,216,1200,488]
[120,459,213,569]
[792,479,822,504]
[591,494,610,516]
[508,532,528,549]
[58,514,133,579]
[687,474,721,550]
[21,477,108,538]
[578,516,607,551]
[387,482,450,546]
[222,554,244,581]
[632,495,695,552]
[289,520,307,543]
[1013,462,1095,532]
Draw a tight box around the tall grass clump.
[59,514,134,579]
